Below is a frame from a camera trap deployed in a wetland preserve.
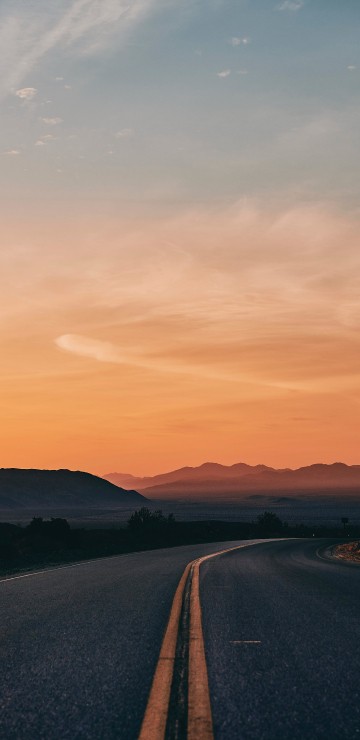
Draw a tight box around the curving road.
[0,541,248,740]
[201,539,360,740]
[0,539,359,739]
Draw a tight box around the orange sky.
[1,1,360,477]
[1,202,360,475]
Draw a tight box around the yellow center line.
[138,541,263,740]
[138,561,192,740]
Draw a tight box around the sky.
[0,0,360,475]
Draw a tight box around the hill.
[104,462,360,500]
[0,469,146,512]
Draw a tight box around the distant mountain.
[104,462,275,491]
[104,462,360,500]
[0,469,146,512]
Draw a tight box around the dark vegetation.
[0,508,359,577]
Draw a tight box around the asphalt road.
[201,539,360,740]
[0,539,359,739]
[0,540,247,740]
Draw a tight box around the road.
[0,541,248,740]
[201,539,360,740]
[0,539,359,739]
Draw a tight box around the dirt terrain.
[334,541,360,562]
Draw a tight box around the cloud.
[54,333,276,387]
[54,334,223,379]
[3,201,360,397]
[229,37,250,46]
[40,117,63,125]
[15,87,37,100]
[116,128,134,138]
[3,202,360,470]
[3,149,20,155]
[217,69,231,78]
[276,1,304,10]
[35,140,46,146]
[347,65,357,71]
[55,334,193,378]
[56,334,126,364]
[0,0,162,101]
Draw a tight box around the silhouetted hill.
[0,469,146,511]
[104,462,360,500]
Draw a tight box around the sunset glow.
[1,1,359,475]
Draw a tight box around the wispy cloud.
[2,149,20,155]
[0,0,161,100]
[27,201,356,398]
[15,87,37,100]
[54,333,278,388]
[116,128,135,138]
[2,200,360,403]
[55,333,215,377]
[56,335,126,364]
[40,117,63,125]
[276,1,304,11]
[229,36,250,46]
[217,69,231,78]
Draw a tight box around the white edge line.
[0,537,294,585]
[0,550,146,584]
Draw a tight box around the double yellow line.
[139,543,255,740]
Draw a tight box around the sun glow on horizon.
[1,1,360,475]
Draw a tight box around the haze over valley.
[1,463,359,527]
[105,461,360,499]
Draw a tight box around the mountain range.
[104,462,360,500]
[1,463,359,517]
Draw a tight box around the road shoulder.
[333,540,360,563]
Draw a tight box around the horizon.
[103,458,360,477]
[1,1,360,475]
[2,458,360,479]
